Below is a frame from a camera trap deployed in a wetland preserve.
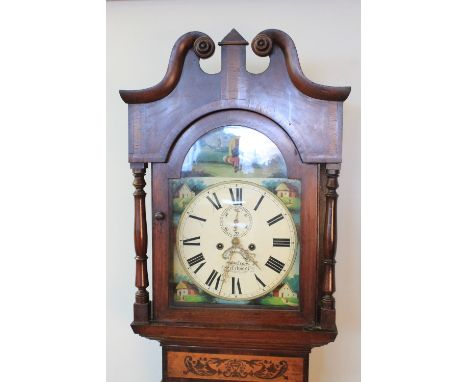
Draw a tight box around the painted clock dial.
[176,180,297,301]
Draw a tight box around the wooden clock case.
[120,29,350,382]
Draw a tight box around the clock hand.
[219,236,248,294]
[219,248,236,294]
[239,248,262,270]
[233,240,262,271]
[231,237,262,270]
[221,245,234,260]
[233,208,240,235]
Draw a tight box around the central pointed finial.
[218,29,249,46]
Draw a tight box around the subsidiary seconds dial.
[176,180,297,301]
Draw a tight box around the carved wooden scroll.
[321,164,340,330]
[120,32,215,104]
[132,164,150,322]
[251,29,350,101]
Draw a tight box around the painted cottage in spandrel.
[176,281,199,299]
[175,183,195,199]
[275,182,298,198]
[272,283,297,299]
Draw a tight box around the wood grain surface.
[167,351,304,382]
[120,29,350,381]
[121,29,348,164]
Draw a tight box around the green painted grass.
[287,297,299,305]
[189,162,284,178]
[279,197,301,211]
[172,197,191,213]
[259,296,299,306]
[259,296,287,306]
[180,295,208,303]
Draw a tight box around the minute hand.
[239,248,262,270]
[219,247,236,294]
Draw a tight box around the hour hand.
[219,256,235,294]
[221,245,235,260]
[239,248,262,270]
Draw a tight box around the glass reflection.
[181,126,287,178]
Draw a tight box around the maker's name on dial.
[225,260,253,273]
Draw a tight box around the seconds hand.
[233,208,240,236]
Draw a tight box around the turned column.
[132,163,150,322]
[320,164,340,330]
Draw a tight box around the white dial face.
[176,180,297,301]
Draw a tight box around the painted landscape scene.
[181,126,288,178]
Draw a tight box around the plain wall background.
[107,1,360,381]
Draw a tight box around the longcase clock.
[120,29,350,382]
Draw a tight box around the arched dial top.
[176,180,297,301]
[180,125,288,179]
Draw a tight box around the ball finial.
[251,33,273,57]
[194,35,215,59]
